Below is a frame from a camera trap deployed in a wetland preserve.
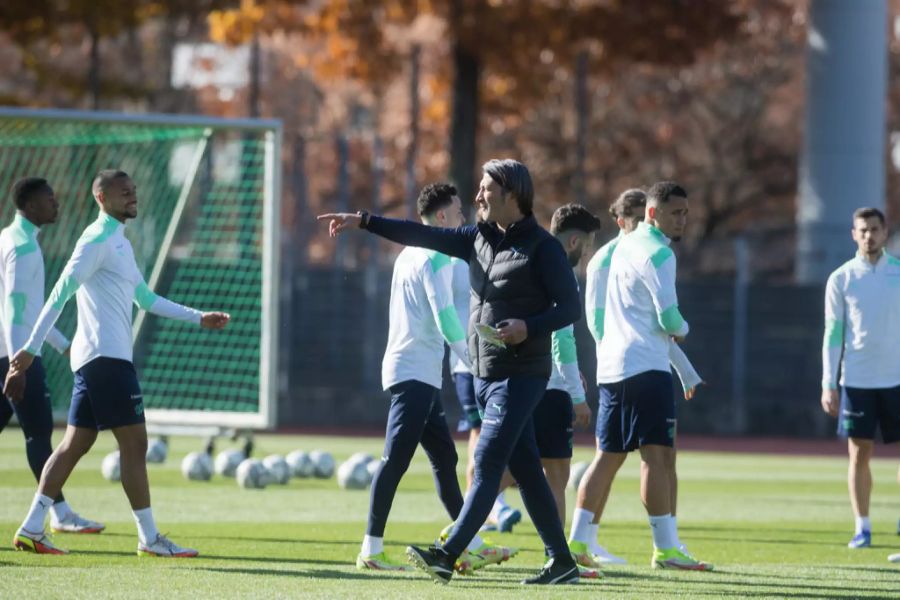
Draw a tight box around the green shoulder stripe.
[427,251,451,273]
[9,226,37,258]
[79,213,119,246]
[649,245,674,269]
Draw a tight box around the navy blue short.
[532,389,574,459]
[453,372,481,432]
[68,357,145,431]
[0,357,53,437]
[838,385,900,444]
[597,370,676,452]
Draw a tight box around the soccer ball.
[181,452,213,481]
[568,461,589,491]
[347,452,375,467]
[365,458,381,481]
[337,459,370,490]
[236,458,267,489]
[309,450,335,479]
[101,451,121,482]
[146,438,168,464]
[285,450,314,478]
[214,449,245,478]
[262,455,290,485]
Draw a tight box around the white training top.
[26,211,202,372]
[546,324,587,404]
[382,246,471,391]
[587,229,700,390]
[0,214,70,358]
[597,222,689,383]
[450,257,472,375]
[822,250,900,390]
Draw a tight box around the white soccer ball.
[366,458,381,481]
[347,452,375,467]
[181,452,213,481]
[146,438,168,464]
[214,449,245,478]
[101,451,121,482]
[309,450,335,479]
[236,458,267,489]
[262,455,290,485]
[568,461,589,491]
[286,450,314,478]
[337,459,370,490]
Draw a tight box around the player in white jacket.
[820,207,900,551]
[568,186,707,571]
[0,177,102,535]
[8,170,230,557]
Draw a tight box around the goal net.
[0,108,280,429]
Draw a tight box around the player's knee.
[545,465,570,490]
[639,448,670,470]
[848,439,874,463]
[119,436,148,458]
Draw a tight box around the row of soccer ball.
[100,446,381,490]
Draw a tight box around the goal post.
[0,107,281,429]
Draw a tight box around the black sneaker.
[406,545,455,584]
[522,556,580,585]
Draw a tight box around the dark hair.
[483,158,534,216]
[647,181,687,205]
[417,182,458,217]
[853,207,885,226]
[550,203,603,236]
[12,177,51,210]
[609,188,647,221]
[92,169,130,196]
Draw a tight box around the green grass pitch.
[1,431,898,598]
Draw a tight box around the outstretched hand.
[317,213,362,238]
[201,312,231,330]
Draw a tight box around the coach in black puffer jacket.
[317,158,582,584]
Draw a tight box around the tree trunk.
[449,42,479,215]
[249,33,261,118]
[574,49,589,206]
[88,20,101,110]
[405,45,421,219]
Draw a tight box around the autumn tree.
[0,1,229,108]
[210,0,744,206]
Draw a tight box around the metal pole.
[796,0,887,283]
[731,236,749,434]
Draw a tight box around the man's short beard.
[671,236,682,242]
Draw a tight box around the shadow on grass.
[196,566,413,582]
[682,535,827,546]
[681,524,846,536]
[623,571,900,600]
[189,534,354,546]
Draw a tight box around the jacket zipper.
[475,231,509,376]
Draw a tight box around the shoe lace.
[154,533,178,553]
